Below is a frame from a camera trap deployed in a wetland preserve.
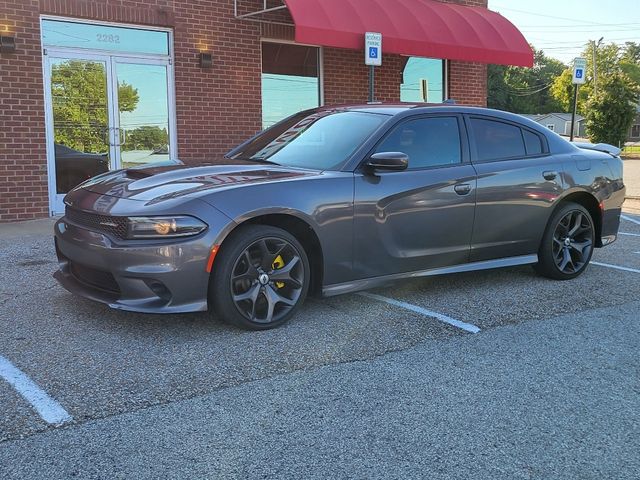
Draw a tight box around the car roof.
[320,103,556,131]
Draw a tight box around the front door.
[353,115,477,279]
[42,19,175,215]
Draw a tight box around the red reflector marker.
[205,245,219,273]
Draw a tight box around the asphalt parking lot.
[1,209,640,479]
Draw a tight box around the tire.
[210,225,310,330]
[534,202,595,280]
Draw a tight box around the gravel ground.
[0,214,639,478]
[0,300,638,479]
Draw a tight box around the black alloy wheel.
[211,225,310,330]
[535,202,595,280]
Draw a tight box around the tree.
[125,126,169,152]
[584,72,640,146]
[487,48,565,114]
[51,60,139,153]
[551,41,640,144]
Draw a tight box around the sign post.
[365,32,382,102]
[569,57,586,141]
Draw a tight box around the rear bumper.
[53,218,216,313]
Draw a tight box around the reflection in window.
[376,117,461,169]
[401,58,444,103]
[261,42,320,129]
[41,19,169,55]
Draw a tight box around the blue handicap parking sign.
[575,69,583,78]
[369,47,378,59]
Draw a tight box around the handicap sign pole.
[365,32,382,102]
[570,57,586,141]
[369,65,375,103]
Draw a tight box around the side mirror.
[364,152,409,171]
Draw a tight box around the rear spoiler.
[572,142,621,156]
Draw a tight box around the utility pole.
[592,36,604,96]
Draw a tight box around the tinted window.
[470,118,525,161]
[523,129,544,155]
[228,111,387,171]
[375,117,461,169]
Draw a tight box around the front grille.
[65,207,128,239]
[69,262,121,294]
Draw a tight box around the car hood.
[78,162,319,204]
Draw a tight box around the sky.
[488,1,640,65]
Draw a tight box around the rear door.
[353,114,477,278]
[466,115,564,262]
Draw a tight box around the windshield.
[228,111,388,170]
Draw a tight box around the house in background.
[520,113,586,138]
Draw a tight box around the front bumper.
[53,218,218,314]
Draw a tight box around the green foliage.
[51,60,139,153]
[584,72,640,146]
[124,126,168,152]
[487,48,565,114]
[551,41,640,143]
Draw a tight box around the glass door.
[45,53,115,213]
[44,55,175,214]
[113,58,174,168]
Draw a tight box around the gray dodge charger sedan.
[54,104,625,330]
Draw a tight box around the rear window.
[470,118,526,161]
[523,129,544,155]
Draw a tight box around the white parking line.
[620,232,640,237]
[358,292,481,334]
[591,261,640,274]
[0,355,72,425]
[621,215,640,226]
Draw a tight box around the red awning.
[283,0,533,67]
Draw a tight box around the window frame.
[464,114,550,164]
[359,113,470,173]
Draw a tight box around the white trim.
[40,14,173,34]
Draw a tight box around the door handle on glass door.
[454,184,472,195]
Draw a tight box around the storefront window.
[401,58,444,103]
[261,42,321,129]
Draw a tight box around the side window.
[470,118,526,161]
[375,117,461,169]
[523,129,543,156]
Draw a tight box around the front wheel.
[210,225,310,330]
[534,202,595,280]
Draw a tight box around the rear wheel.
[534,202,595,280]
[210,225,310,330]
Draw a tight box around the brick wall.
[0,0,490,222]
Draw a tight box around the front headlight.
[126,216,208,239]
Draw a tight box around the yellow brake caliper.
[272,255,285,289]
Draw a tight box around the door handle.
[454,183,472,195]
[543,170,558,181]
